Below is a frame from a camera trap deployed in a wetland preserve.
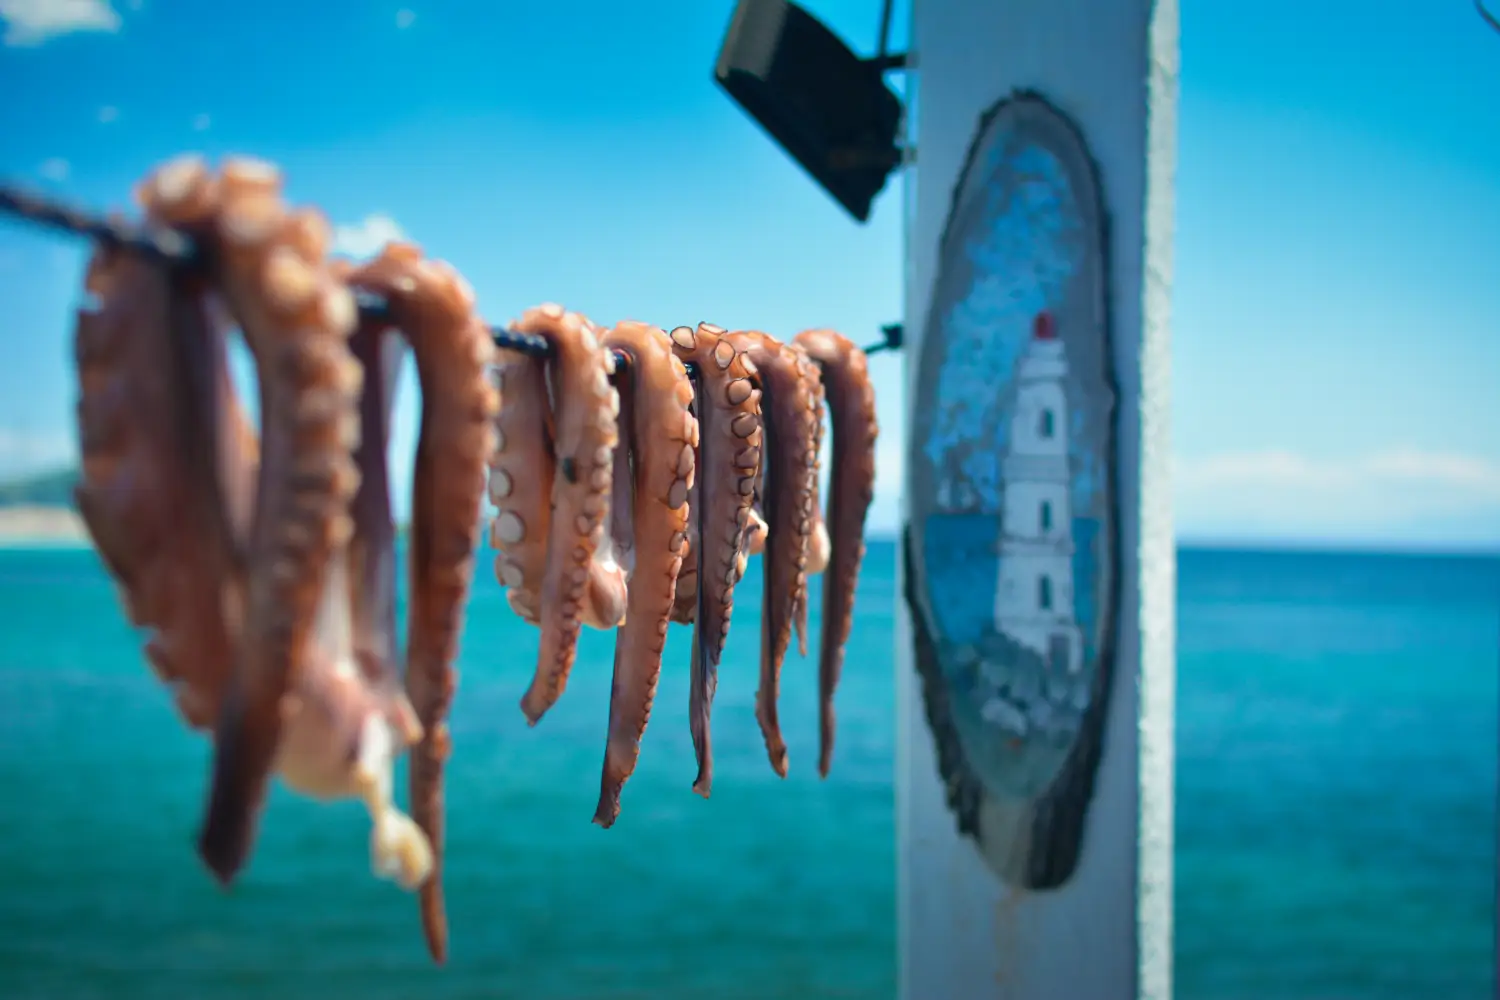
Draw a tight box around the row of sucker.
[668,491,765,627]
[488,341,554,624]
[348,243,499,964]
[792,329,879,778]
[722,330,820,778]
[666,322,764,798]
[593,321,698,827]
[794,343,831,655]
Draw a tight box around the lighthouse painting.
[905,91,1119,890]
[989,310,1088,713]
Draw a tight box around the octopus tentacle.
[123,156,367,883]
[792,329,878,778]
[723,330,820,778]
[72,230,255,735]
[666,322,763,798]
[593,321,697,827]
[488,343,553,625]
[795,358,831,657]
[349,243,498,964]
[512,305,626,724]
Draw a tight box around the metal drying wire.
[0,183,902,361]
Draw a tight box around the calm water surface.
[0,542,1493,999]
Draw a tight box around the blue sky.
[0,0,1495,549]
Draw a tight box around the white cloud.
[37,157,69,181]
[0,0,120,46]
[191,112,211,131]
[333,213,408,258]
[395,8,415,28]
[1176,449,1500,501]
[1176,448,1500,545]
[96,104,117,123]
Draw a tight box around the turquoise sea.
[0,542,1494,999]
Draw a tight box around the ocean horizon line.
[859,524,1499,559]
[0,529,1494,562]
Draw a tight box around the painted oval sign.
[905,91,1118,889]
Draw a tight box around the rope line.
[0,183,902,360]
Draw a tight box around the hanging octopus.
[70,157,495,946]
[488,319,881,803]
[486,310,701,823]
[659,327,878,782]
[792,328,880,777]
[52,149,885,968]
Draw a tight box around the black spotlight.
[714,0,906,223]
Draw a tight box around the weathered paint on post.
[896,1,1178,998]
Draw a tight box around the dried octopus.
[72,155,495,962]
[67,151,881,967]
[492,319,880,805]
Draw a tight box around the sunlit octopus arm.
[499,305,626,725]
[666,322,764,798]
[593,320,698,827]
[349,242,499,965]
[792,328,878,778]
[723,329,822,778]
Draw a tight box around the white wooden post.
[895,1,1178,998]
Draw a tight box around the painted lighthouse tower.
[993,311,1084,676]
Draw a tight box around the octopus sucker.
[348,244,498,964]
[792,329,878,779]
[487,344,553,625]
[723,330,820,779]
[503,305,626,725]
[666,322,763,798]
[592,321,697,827]
[668,492,701,625]
[122,156,368,883]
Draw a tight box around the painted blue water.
[0,542,1493,998]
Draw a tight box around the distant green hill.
[0,467,445,537]
[0,467,78,508]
